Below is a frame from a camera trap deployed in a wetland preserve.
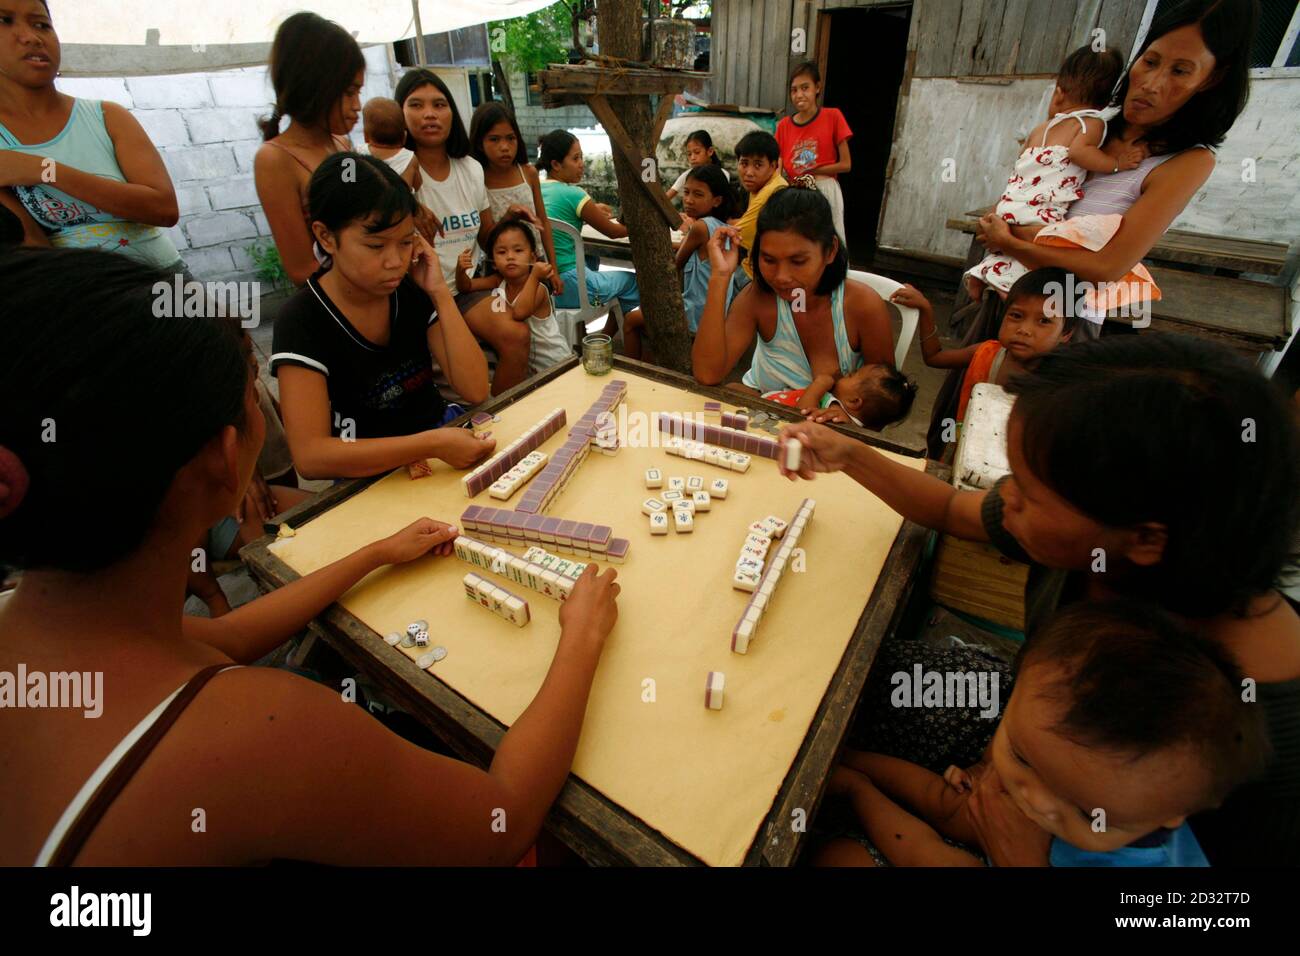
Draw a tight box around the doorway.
[818,4,911,262]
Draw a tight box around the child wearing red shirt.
[775,61,853,244]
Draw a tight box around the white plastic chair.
[548,218,625,351]
[848,269,918,371]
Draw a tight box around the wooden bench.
[946,209,1292,354]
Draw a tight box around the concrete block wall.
[56,45,397,282]
[508,69,597,153]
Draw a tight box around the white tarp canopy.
[52,1,561,74]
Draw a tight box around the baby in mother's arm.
[815,600,1269,868]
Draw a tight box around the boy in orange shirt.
[896,268,1076,422]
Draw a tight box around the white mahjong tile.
[645,468,663,488]
[686,476,705,492]
[673,510,694,533]
[732,570,760,592]
[667,477,686,492]
[662,490,684,502]
[691,491,711,511]
[748,521,773,538]
[642,497,667,515]
[732,619,754,653]
[650,512,670,534]
[709,478,729,498]
[674,497,696,514]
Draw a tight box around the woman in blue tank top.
[0,0,184,270]
[692,179,895,394]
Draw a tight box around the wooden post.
[594,0,693,374]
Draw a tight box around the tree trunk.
[597,0,693,374]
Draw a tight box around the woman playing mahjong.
[781,334,1300,866]
[0,247,621,866]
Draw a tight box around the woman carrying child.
[397,69,539,393]
[972,0,1258,339]
[692,180,895,395]
[785,334,1300,866]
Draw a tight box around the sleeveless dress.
[0,98,183,269]
[486,166,545,257]
[741,282,863,393]
[966,107,1118,292]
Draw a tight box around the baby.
[817,600,1269,867]
[763,364,917,430]
[967,44,1138,298]
[356,97,415,177]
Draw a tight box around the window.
[1252,0,1300,68]
[1148,0,1300,76]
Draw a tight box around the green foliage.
[247,241,288,288]
[490,3,574,74]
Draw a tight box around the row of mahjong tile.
[515,433,593,514]
[463,407,567,497]
[642,491,711,517]
[462,571,531,627]
[460,505,629,560]
[731,499,815,654]
[657,412,778,460]
[644,469,730,499]
[732,516,789,590]
[455,535,578,602]
[569,381,628,439]
[663,437,752,473]
[488,451,548,500]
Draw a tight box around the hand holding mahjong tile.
[372,517,461,563]
[776,420,855,479]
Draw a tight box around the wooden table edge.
[241,356,935,866]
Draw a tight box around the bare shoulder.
[522,163,540,186]
[1150,145,1215,186]
[844,276,886,312]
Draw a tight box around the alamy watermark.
[1043,275,1151,329]
[152,274,261,328]
[890,664,1001,719]
[0,664,102,718]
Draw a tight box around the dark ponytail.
[685,130,722,166]
[751,183,847,295]
[0,248,250,572]
[259,12,365,143]
[536,129,578,176]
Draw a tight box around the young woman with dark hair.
[253,11,366,286]
[0,246,621,866]
[692,180,894,393]
[469,100,561,297]
[269,152,492,480]
[536,129,647,360]
[397,71,538,392]
[788,333,1300,866]
[974,0,1260,311]
[0,0,183,264]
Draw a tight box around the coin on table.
[429,646,448,663]
[400,634,417,648]
[415,650,439,669]
[383,632,402,646]
[413,619,428,632]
